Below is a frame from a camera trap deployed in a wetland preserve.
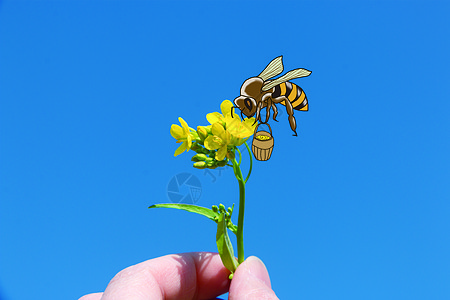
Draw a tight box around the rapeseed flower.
[206,100,257,139]
[204,123,232,161]
[170,117,197,156]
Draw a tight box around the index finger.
[100,252,230,300]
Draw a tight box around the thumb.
[229,256,279,300]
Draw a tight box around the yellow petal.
[186,133,192,149]
[206,112,223,125]
[233,137,248,146]
[216,145,228,161]
[223,130,232,144]
[244,117,257,126]
[227,117,256,138]
[178,117,189,132]
[225,116,243,135]
[211,122,225,136]
[174,142,187,156]
[220,100,234,117]
[228,111,241,122]
[170,124,184,139]
[204,136,221,150]
[240,118,258,136]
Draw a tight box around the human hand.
[79,252,279,300]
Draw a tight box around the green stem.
[243,142,253,184]
[232,157,246,264]
[237,175,245,264]
[236,146,242,166]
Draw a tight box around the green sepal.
[149,203,218,222]
[227,223,238,235]
[216,212,238,275]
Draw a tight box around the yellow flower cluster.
[170,100,257,168]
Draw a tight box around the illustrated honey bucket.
[252,123,274,161]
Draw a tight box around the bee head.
[233,96,257,119]
[233,77,264,119]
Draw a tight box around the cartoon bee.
[233,56,311,136]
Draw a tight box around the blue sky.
[1,1,449,299]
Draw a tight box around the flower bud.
[190,143,202,152]
[226,151,235,160]
[205,160,217,169]
[212,205,218,212]
[197,126,209,141]
[191,153,208,162]
[196,147,208,154]
[193,161,207,169]
[217,160,227,167]
[219,203,226,212]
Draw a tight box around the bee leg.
[261,94,273,124]
[288,115,298,136]
[264,103,270,123]
[289,115,298,137]
[271,95,297,136]
[271,103,279,122]
[254,101,263,124]
[286,104,298,136]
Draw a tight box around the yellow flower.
[207,100,257,139]
[206,100,234,125]
[224,113,257,139]
[204,123,231,161]
[170,117,197,156]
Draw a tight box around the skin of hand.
[78,252,279,300]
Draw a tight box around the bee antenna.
[231,105,239,118]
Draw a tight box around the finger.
[229,256,279,300]
[101,252,230,300]
[78,292,103,300]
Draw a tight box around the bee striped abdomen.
[272,82,309,111]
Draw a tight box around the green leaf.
[216,213,238,275]
[149,203,218,222]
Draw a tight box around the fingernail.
[245,256,271,288]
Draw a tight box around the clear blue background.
[1,1,449,299]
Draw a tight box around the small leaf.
[149,203,218,222]
[216,213,238,275]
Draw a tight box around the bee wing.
[261,68,312,91]
[257,56,284,81]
